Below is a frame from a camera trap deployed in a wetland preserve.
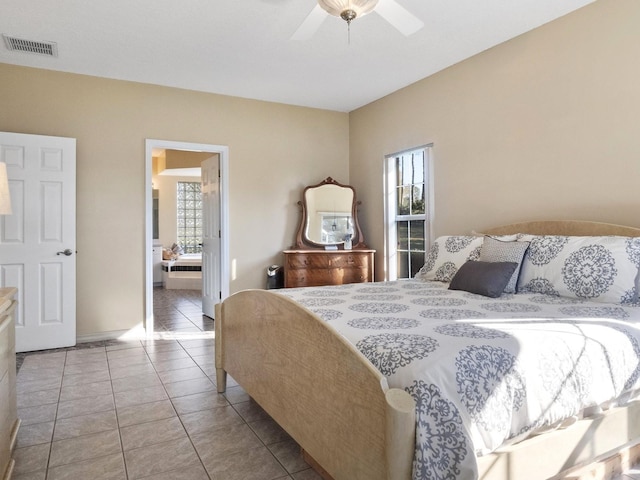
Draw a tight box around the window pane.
[408,220,425,252]
[410,153,424,183]
[400,156,414,185]
[396,221,409,250]
[397,251,409,279]
[410,251,425,278]
[410,183,425,215]
[396,186,411,215]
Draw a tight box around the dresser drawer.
[285,269,321,288]
[341,267,370,284]
[286,267,370,287]
[335,253,369,268]
[283,249,375,288]
[286,252,370,269]
[286,253,328,270]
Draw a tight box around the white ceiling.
[0,0,594,112]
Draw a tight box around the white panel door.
[0,132,76,352]
[201,155,220,318]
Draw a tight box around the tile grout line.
[108,341,134,480]
[14,289,307,480]
[43,349,65,480]
[143,333,213,480]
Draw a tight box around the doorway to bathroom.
[144,139,229,334]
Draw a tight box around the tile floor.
[14,288,640,480]
[12,287,322,480]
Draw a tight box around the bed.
[214,220,640,480]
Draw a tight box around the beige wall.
[0,66,348,336]
[349,0,640,280]
[1,0,639,337]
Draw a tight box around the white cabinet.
[153,243,163,286]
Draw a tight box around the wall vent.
[3,35,58,57]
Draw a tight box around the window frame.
[383,145,434,281]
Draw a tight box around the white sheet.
[277,279,640,480]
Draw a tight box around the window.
[384,146,432,280]
[176,181,202,253]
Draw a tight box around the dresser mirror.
[293,177,367,249]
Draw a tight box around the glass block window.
[176,181,202,253]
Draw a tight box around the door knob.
[57,249,73,256]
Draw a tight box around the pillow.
[479,236,530,293]
[449,261,519,298]
[517,235,640,304]
[415,236,483,282]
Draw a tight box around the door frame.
[144,139,230,334]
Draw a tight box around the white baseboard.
[76,325,147,344]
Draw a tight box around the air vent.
[3,34,58,57]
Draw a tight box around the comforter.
[277,279,640,480]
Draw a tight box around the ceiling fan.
[291,0,424,41]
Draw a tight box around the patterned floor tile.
[11,289,325,480]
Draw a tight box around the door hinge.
[219,291,222,300]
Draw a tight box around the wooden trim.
[477,220,640,237]
[478,399,640,480]
[558,439,640,480]
[9,419,20,454]
[2,459,14,480]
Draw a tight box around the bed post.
[385,389,416,480]
[214,301,227,393]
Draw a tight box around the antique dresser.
[283,177,375,288]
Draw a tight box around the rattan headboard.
[478,220,640,237]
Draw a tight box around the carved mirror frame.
[293,177,368,250]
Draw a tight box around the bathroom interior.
[152,149,214,291]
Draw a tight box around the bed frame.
[215,220,640,480]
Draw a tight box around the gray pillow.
[479,236,530,293]
[449,261,519,298]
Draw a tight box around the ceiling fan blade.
[291,4,328,41]
[375,0,424,36]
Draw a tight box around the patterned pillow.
[517,236,640,304]
[479,236,530,294]
[415,236,483,283]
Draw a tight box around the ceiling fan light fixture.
[318,0,379,24]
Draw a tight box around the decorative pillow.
[479,236,530,294]
[449,261,519,298]
[517,236,640,304]
[415,236,483,282]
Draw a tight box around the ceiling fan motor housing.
[340,9,357,23]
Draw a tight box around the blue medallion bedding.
[276,280,640,480]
